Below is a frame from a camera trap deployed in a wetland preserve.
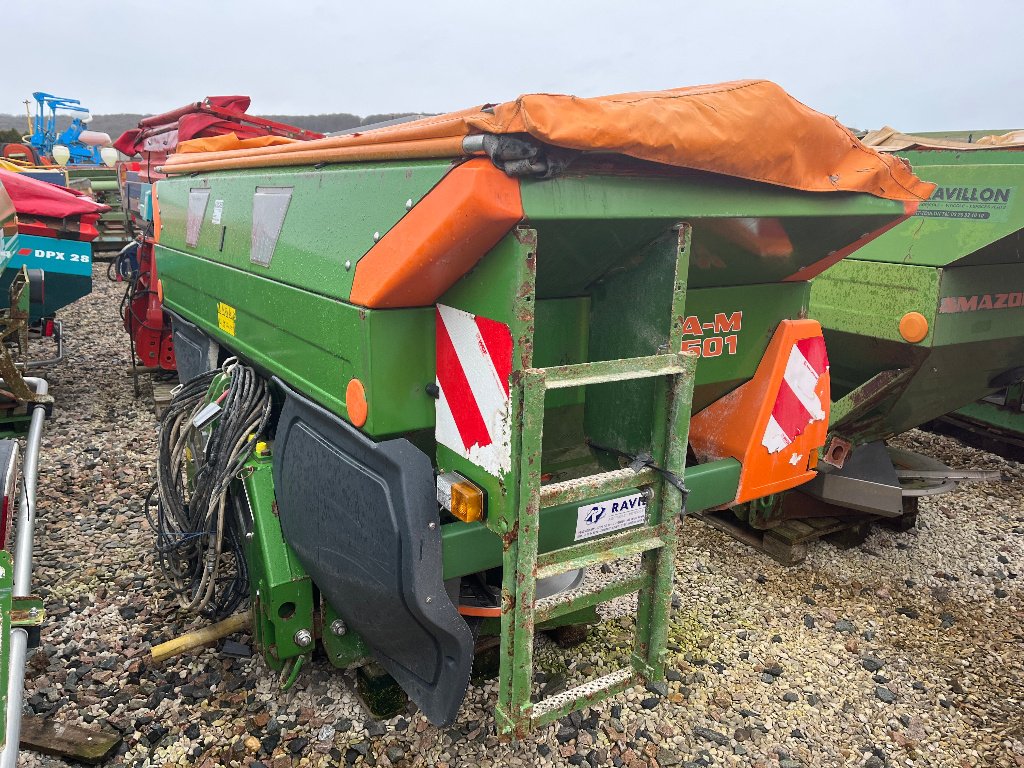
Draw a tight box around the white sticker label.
[211,199,224,225]
[574,492,647,541]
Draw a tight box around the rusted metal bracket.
[829,368,913,435]
[9,596,44,629]
[0,269,52,406]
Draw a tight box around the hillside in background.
[0,111,422,141]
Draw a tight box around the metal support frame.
[15,321,65,372]
[0,377,49,766]
[0,272,52,406]
[494,226,696,737]
[239,455,316,673]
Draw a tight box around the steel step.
[532,353,686,390]
[540,467,657,508]
[535,573,644,624]
[535,525,667,580]
[530,667,636,726]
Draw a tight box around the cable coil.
[147,360,271,618]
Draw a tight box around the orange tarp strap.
[163,80,933,201]
[167,137,465,173]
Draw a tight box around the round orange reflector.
[898,311,929,343]
[346,378,368,427]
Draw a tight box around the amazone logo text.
[939,292,1024,313]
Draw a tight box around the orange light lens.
[449,480,484,523]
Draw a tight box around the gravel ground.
[17,264,1024,768]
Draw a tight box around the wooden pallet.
[696,494,918,565]
[152,380,177,419]
[127,365,177,418]
[20,713,121,764]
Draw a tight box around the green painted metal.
[159,248,436,438]
[811,260,941,348]
[321,601,371,669]
[434,229,537,529]
[239,454,315,671]
[955,386,1024,429]
[0,553,39,754]
[810,150,1024,446]
[518,169,901,291]
[488,225,697,737]
[845,155,1022,267]
[154,161,450,300]
[152,155,909,732]
[438,457,738,581]
[0,417,32,439]
[0,270,89,323]
[947,381,1024,446]
[65,166,128,250]
[156,164,904,439]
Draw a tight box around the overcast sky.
[5,1,1019,130]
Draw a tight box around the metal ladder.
[494,350,697,737]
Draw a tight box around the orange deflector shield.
[163,81,933,202]
[689,319,831,505]
[349,159,523,309]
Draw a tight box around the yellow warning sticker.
[217,302,236,336]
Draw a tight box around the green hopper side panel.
[810,150,1024,444]
[155,161,904,437]
[846,152,1023,268]
[155,161,451,301]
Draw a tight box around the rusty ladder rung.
[539,467,658,509]
[529,667,636,726]
[531,353,686,391]
[535,573,644,625]
[535,525,668,580]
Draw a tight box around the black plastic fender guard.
[271,379,473,726]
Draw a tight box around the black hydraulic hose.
[148,362,271,619]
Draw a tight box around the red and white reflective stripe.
[435,304,513,477]
[762,336,829,454]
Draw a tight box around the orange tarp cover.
[165,80,932,201]
[171,132,297,154]
[862,126,1024,152]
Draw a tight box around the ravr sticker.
[217,302,236,336]
[575,492,647,541]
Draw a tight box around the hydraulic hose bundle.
[148,360,271,618]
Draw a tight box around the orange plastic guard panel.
[349,158,524,308]
[689,319,830,505]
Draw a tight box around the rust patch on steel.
[502,520,520,551]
